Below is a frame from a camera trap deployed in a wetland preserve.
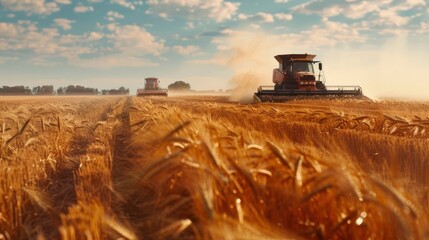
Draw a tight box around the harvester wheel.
[274,83,281,91]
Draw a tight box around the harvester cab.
[136,77,168,97]
[254,54,363,102]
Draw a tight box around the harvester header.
[254,53,363,102]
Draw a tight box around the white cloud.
[74,5,94,13]
[237,14,247,20]
[147,0,199,6]
[73,24,166,68]
[106,11,125,21]
[88,0,103,2]
[0,22,20,37]
[59,31,104,44]
[111,0,136,10]
[275,0,288,3]
[30,57,60,66]
[321,5,342,18]
[107,24,165,56]
[377,9,409,27]
[0,0,59,15]
[203,1,240,22]
[292,2,346,18]
[292,0,394,20]
[402,0,426,9]
[57,34,82,44]
[0,56,17,64]
[0,21,94,63]
[283,18,366,47]
[28,28,61,54]
[70,55,158,68]
[238,12,275,23]
[172,45,201,56]
[54,18,74,30]
[146,0,240,22]
[55,0,71,4]
[185,22,195,29]
[250,24,260,29]
[221,28,233,35]
[87,32,104,41]
[291,1,320,15]
[417,22,429,33]
[291,0,426,34]
[372,0,425,27]
[275,13,293,20]
[206,19,367,67]
[158,12,170,20]
[0,20,164,68]
[258,12,274,22]
[345,1,380,19]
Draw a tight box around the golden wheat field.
[0,95,428,240]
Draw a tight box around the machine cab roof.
[274,54,317,64]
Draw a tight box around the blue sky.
[0,0,428,98]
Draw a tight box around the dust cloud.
[228,72,262,103]
[221,31,288,103]
[221,30,429,102]
[320,36,429,101]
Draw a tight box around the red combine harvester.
[136,77,168,97]
[254,54,363,102]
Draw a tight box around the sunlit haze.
[0,0,428,99]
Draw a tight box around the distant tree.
[66,85,75,94]
[168,81,191,91]
[0,86,31,95]
[62,85,98,95]
[57,87,65,95]
[33,85,54,95]
[25,86,31,95]
[101,86,130,95]
[33,86,39,94]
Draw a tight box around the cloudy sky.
[0,0,428,98]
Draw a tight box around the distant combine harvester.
[136,77,168,97]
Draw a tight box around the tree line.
[0,85,130,95]
[0,81,193,95]
[167,81,191,91]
